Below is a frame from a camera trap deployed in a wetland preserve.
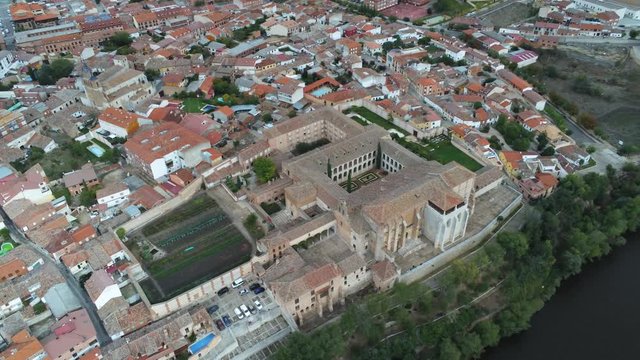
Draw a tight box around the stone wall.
[134,260,254,319]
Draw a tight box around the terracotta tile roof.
[217,105,234,117]
[99,107,138,130]
[63,163,97,188]
[85,269,115,303]
[130,185,165,210]
[370,260,398,282]
[42,309,96,359]
[70,224,97,244]
[124,122,208,164]
[0,330,47,360]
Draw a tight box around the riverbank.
[485,231,640,360]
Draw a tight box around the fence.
[119,176,203,233]
[399,188,522,284]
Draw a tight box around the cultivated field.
[130,193,252,303]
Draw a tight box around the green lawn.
[349,106,409,135]
[181,98,211,113]
[399,138,483,172]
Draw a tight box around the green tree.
[327,159,332,178]
[536,133,549,151]
[346,171,353,193]
[497,232,529,260]
[630,29,639,39]
[541,146,555,156]
[252,157,276,184]
[144,69,161,81]
[36,59,74,85]
[116,228,126,240]
[376,142,382,169]
[475,321,501,347]
[262,113,273,123]
[439,338,462,360]
[79,186,98,207]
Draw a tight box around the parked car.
[249,283,261,291]
[231,278,245,288]
[217,287,229,296]
[215,319,225,331]
[222,315,232,327]
[239,288,249,296]
[249,305,257,315]
[254,300,263,310]
[234,307,244,320]
[240,304,251,317]
[207,304,219,314]
[253,287,265,295]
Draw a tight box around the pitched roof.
[123,122,208,164]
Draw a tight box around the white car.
[231,278,245,288]
[239,288,248,296]
[240,304,251,317]
[234,307,244,320]
[254,300,263,310]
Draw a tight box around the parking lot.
[201,278,294,360]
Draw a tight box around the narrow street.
[0,208,112,346]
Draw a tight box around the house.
[0,164,53,206]
[277,82,304,105]
[41,309,98,360]
[97,107,142,138]
[96,183,130,208]
[497,69,533,93]
[198,76,215,99]
[499,150,539,178]
[336,38,361,56]
[518,172,558,200]
[82,65,154,111]
[556,144,590,167]
[213,106,234,123]
[0,330,48,360]
[84,269,123,311]
[523,90,546,111]
[352,68,385,88]
[169,168,195,187]
[62,163,99,196]
[123,122,210,180]
[266,20,301,37]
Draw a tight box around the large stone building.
[82,65,154,110]
[256,108,476,325]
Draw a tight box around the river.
[485,234,640,360]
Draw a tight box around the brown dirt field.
[381,3,430,20]
[538,45,640,144]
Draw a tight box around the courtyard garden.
[398,135,483,172]
[130,193,252,303]
[339,171,382,193]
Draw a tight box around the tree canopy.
[252,157,276,184]
[36,59,74,85]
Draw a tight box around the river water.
[485,235,640,360]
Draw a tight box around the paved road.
[0,0,14,49]
[0,208,112,346]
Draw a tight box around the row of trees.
[275,163,640,359]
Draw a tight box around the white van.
[234,307,244,320]
[231,278,245,288]
[240,304,251,317]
